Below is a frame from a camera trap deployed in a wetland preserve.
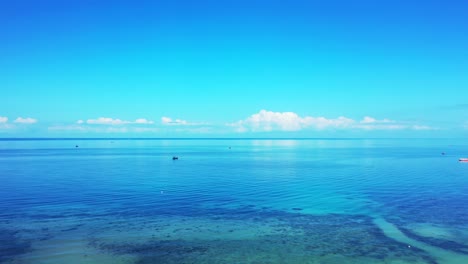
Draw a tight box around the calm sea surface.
[1,138,467,264]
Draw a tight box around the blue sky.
[1,0,467,137]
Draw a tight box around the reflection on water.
[0,139,467,263]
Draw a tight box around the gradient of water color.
[1,138,467,264]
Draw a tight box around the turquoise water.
[1,138,467,264]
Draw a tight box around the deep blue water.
[0,138,467,264]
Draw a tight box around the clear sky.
[1,0,467,137]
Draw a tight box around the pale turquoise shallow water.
[0,138,468,263]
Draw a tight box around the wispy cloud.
[0,117,12,130]
[50,116,157,133]
[173,127,213,134]
[360,116,394,124]
[357,116,405,130]
[132,127,160,133]
[14,117,38,124]
[229,110,433,132]
[86,117,129,125]
[134,118,154,124]
[411,125,436,131]
[48,125,160,133]
[161,117,203,126]
[85,117,154,125]
[49,125,87,132]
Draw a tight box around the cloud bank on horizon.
[1,110,446,136]
[80,117,154,125]
[229,110,435,132]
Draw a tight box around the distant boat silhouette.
[459,158,468,162]
[172,156,178,160]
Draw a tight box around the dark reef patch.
[0,229,32,263]
[90,207,438,264]
[94,239,209,264]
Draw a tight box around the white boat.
[459,158,468,162]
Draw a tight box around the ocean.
[0,138,467,264]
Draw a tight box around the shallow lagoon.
[1,138,467,263]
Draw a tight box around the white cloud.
[360,116,394,124]
[48,125,160,133]
[0,124,13,130]
[302,116,355,129]
[14,117,37,124]
[361,116,376,124]
[135,118,154,124]
[50,117,157,134]
[87,117,128,125]
[356,117,402,130]
[229,110,433,132]
[0,117,7,123]
[105,127,129,133]
[358,124,406,130]
[245,110,303,131]
[85,117,154,125]
[132,127,160,133]
[48,125,87,131]
[173,127,213,134]
[230,110,355,132]
[161,117,172,124]
[161,116,200,126]
[411,125,435,130]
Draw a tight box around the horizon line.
[0,137,461,141]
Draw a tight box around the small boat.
[459,158,468,162]
[172,156,179,160]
